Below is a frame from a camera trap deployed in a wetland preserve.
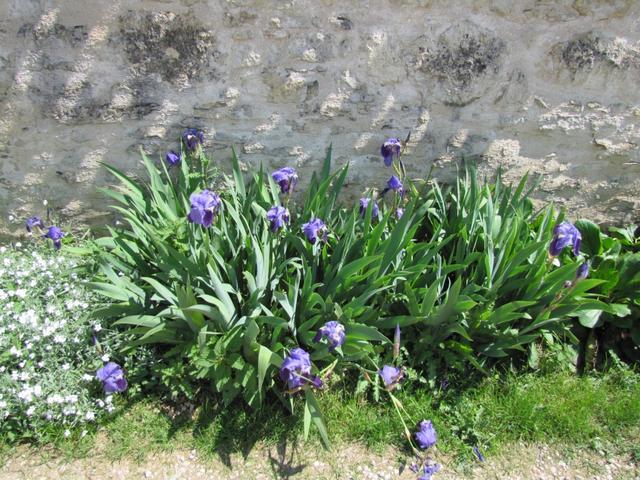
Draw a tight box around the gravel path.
[1,441,638,480]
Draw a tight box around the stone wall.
[1,0,639,234]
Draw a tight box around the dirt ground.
[1,441,638,480]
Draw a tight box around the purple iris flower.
[576,261,589,280]
[266,206,290,232]
[418,464,441,480]
[378,365,403,390]
[187,190,221,228]
[279,347,321,390]
[387,175,403,193]
[359,198,379,219]
[182,128,204,151]
[549,222,581,256]
[165,150,181,168]
[415,420,437,449]
[96,362,128,394]
[25,216,44,233]
[473,446,485,462]
[43,226,64,250]
[313,321,346,351]
[381,138,401,167]
[272,167,298,194]
[396,207,404,219]
[302,217,327,244]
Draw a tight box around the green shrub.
[571,221,640,368]
[85,138,609,444]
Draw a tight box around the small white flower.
[82,374,94,382]
[66,394,78,404]
[47,394,64,405]
[33,385,42,397]
[85,411,95,421]
[62,363,70,371]
[81,430,88,438]
[63,429,71,438]
[26,406,36,416]
[8,214,15,221]
[14,242,21,248]
[0,246,6,253]
[43,199,48,206]
[63,406,76,416]
[101,354,110,362]
[18,388,33,403]
[0,400,7,409]
[9,346,21,357]
[93,324,102,332]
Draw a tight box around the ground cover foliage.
[2,132,638,478]
[0,245,154,443]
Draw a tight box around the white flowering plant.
[0,243,150,442]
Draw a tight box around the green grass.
[20,367,637,465]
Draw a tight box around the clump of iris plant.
[96,362,128,394]
[378,365,403,390]
[266,205,290,232]
[415,420,437,449]
[182,128,204,152]
[302,217,327,244]
[25,216,45,233]
[43,226,64,250]
[313,321,346,352]
[165,150,181,168]
[187,190,221,227]
[279,348,322,391]
[272,167,298,194]
[549,222,581,257]
[381,138,402,167]
[359,197,379,219]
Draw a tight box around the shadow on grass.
[118,391,306,471]
[5,365,639,473]
[192,394,301,466]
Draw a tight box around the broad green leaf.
[575,219,601,256]
[304,389,330,448]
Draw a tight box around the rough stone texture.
[1,0,639,234]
